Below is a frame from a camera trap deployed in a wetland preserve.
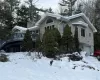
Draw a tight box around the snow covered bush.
[68,52,83,61]
[0,54,9,62]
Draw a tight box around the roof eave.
[82,14,97,33]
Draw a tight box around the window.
[89,33,91,37]
[45,25,55,31]
[47,26,49,29]
[46,18,53,23]
[81,28,85,37]
[36,30,38,33]
[52,25,54,28]
[45,27,47,30]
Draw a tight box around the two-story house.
[0,13,97,55]
[35,13,97,55]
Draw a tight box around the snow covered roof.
[68,13,97,32]
[13,26,27,32]
[35,12,69,26]
[13,13,97,33]
[72,21,88,28]
[13,26,39,32]
[36,12,97,32]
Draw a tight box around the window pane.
[89,33,91,37]
[81,28,85,37]
[52,25,54,28]
[36,30,38,33]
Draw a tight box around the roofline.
[68,13,97,32]
[13,26,39,32]
[35,12,65,26]
[82,14,97,32]
[36,13,97,33]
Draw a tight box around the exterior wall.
[39,17,66,39]
[69,18,94,46]
[69,18,94,55]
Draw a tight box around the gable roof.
[72,21,88,28]
[36,13,97,32]
[68,13,97,32]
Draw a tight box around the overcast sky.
[21,0,60,12]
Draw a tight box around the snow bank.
[0,52,100,80]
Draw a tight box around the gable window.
[81,28,85,37]
[46,18,53,24]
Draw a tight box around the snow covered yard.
[0,52,100,80]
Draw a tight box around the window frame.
[81,28,85,37]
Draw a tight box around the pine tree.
[0,27,12,40]
[5,0,20,28]
[21,30,33,51]
[51,28,61,46]
[0,1,13,28]
[0,1,12,40]
[74,27,80,52]
[6,0,20,13]
[16,5,29,27]
[62,24,74,53]
[94,0,100,50]
[42,30,59,58]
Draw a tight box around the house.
[0,13,97,55]
[35,13,97,55]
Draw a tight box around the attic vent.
[46,18,53,23]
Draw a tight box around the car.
[94,50,100,60]
[94,50,100,56]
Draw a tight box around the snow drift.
[0,52,100,80]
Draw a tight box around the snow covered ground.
[0,52,100,80]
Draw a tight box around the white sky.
[21,0,60,12]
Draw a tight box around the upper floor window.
[81,28,85,37]
[45,25,55,30]
[46,18,53,24]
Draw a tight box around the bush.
[0,54,9,62]
[42,30,59,58]
[68,52,83,61]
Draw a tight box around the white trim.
[72,21,88,28]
